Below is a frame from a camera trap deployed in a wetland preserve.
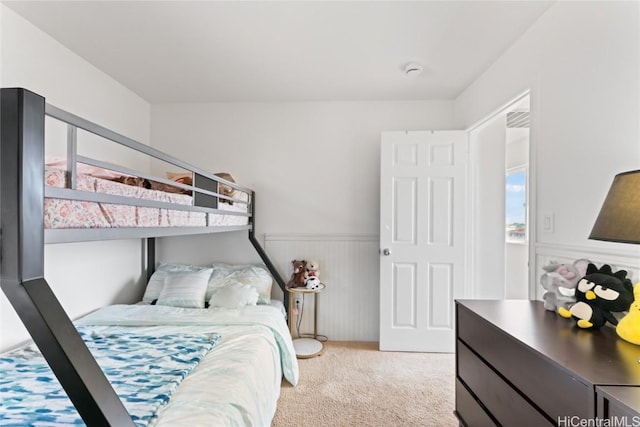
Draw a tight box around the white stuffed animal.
[305,260,320,280]
[305,276,321,290]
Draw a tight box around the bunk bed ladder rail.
[247,192,289,313]
[1,88,135,426]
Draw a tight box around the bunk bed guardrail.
[0,87,287,426]
[43,99,252,243]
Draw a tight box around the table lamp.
[588,170,640,347]
[589,170,640,244]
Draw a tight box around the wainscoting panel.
[264,234,380,342]
[534,243,640,301]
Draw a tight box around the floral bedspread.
[0,328,220,426]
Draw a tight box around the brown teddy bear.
[287,259,307,288]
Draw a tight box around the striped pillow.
[156,269,213,308]
[142,263,211,303]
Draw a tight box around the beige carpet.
[272,341,458,427]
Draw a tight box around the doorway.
[467,93,531,300]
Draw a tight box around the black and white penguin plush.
[558,263,634,329]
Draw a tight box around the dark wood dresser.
[455,300,640,426]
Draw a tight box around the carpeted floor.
[272,341,458,427]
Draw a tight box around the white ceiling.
[3,1,554,103]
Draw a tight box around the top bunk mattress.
[44,167,249,229]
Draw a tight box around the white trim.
[526,81,540,299]
[466,131,478,298]
[463,135,473,299]
[535,242,640,268]
[465,89,531,133]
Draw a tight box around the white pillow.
[208,283,259,308]
[207,263,272,304]
[155,268,213,308]
[143,263,211,303]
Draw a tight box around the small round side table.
[286,283,325,358]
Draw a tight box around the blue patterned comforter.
[0,328,220,426]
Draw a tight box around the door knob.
[382,248,391,256]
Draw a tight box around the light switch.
[542,213,554,233]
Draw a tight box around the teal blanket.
[0,328,220,426]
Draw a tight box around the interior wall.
[151,101,455,236]
[151,101,455,341]
[0,5,152,351]
[471,118,506,299]
[454,1,640,286]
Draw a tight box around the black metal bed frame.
[0,87,287,426]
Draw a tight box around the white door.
[380,131,467,353]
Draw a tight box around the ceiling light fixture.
[403,62,423,76]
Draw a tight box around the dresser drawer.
[596,386,640,419]
[455,377,496,427]
[457,304,592,420]
[457,341,552,426]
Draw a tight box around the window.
[505,168,527,243]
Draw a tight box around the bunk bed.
[0,88,296,426]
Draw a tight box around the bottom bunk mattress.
[0,304,299,427]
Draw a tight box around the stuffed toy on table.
[558,263,634,329]
[616,283,640,345]
[287,259,307,288]
[304,260,322,289]
[305,260,320,280]
[540,259,590,313]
